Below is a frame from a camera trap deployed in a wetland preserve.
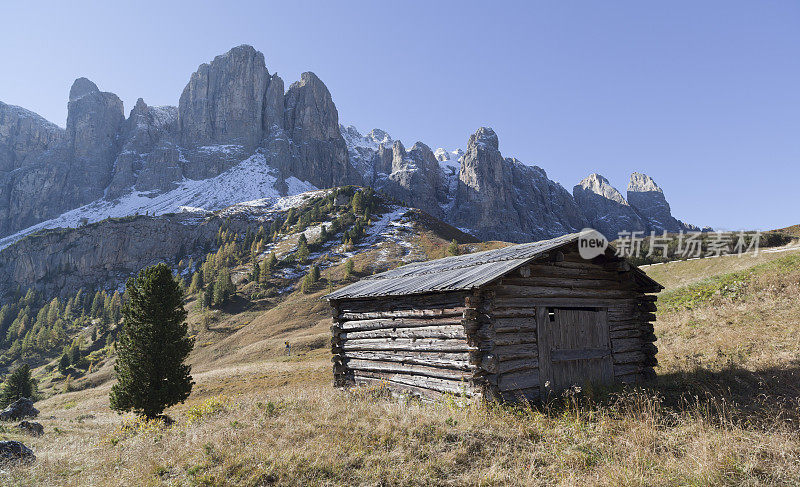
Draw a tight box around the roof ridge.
[364,254,531,280]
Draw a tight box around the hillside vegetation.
[4,234,800,484]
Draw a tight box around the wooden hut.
[326,232,662,402]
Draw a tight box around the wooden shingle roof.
[326,232,661,300]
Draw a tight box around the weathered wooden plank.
[340,308,465,321]
[551,348,610,362]
[338,293,467,313]
[338,316,464,331]
[611,338,643,354]
[493,297,631,308]
[343,350,471,370]
[498,358,539,374]
[354,376,441,400]
[495,285,634,299]
[341,325,466,341]
[494,332,538,346]
[610,327,642,339]
[490,309,539,319]
[608,319,643,332]
[499,370,540,391]
[347,359,472,380]
[526,264,619,280]
[612,350,645,364]
[341,337,475,353]
[493,317,537,332]
[614,364,643,376]
[535,306,551,396]
[494,343,539,361]
[353,370,472,395]
[500,276,628,289]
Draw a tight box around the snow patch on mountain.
[0,152,317,250]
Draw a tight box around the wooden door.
[536,306,613,396]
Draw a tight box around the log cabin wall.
[481,249,658,400]
[330,291,479,399]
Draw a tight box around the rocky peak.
[65,77,125,202]
[626,172,683,233]
[368,128,392,146]
[68,77,100,102]
[178,44,270,149]
[469,126,499,150]
[628,172,662,194]
[284,72,341,141]
[573,173,646,239]
[283,71,355,188]
[577,173,629,205]
[434,147,464,162]
[0,101,64,173]
[452,128,586,241]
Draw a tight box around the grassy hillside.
[5,242,800,484]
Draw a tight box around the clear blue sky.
[2,1,798,231]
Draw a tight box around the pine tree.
[250,261,261,283]
[188,272,203,295]
[447,239,460,256]
[351,191,364,214]
[91,290,104,318]
[0,363,36,407]
[296,234,310,262]
[58,352,71,374]
[109,263,194,418]
[212,269,235,307]
[344,259,354,279]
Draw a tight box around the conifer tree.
[296,234,310,262]
[447,239,460,256]
[188,272,203,295]
[344,259,354,279]
[0,363,36,407]
[212,268,235,307]
[109,263,194,418]
[58,352,71,374]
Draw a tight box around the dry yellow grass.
[5,246,800,485]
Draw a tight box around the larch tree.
[109,263,194,419]
[0,363,36,407]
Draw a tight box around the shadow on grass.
[534,362,800,430]
[652,361,800,427]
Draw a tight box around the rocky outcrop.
[66,78,126,203]
[380,141,446,219]
[626,172,684,233]
[16,421,43,437]
[107,98,180,197]
[0,78,124,236]
[0,214,226,298]
[0,102,66,236]
[283,72,355,188]
[573,173,647,239]
[0,44,702,248]
[179,45,269,150]
[0,102,64,172]
[450,127,587,241]
[0,398,38,421]
[0,45,363,239]
[0,441,34,463]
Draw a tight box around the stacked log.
[330,292,475,399]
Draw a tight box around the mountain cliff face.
[573,173,647,238]
[0,45,358,240]
[0,44,701,248]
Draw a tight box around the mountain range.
[0,44,705,249]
